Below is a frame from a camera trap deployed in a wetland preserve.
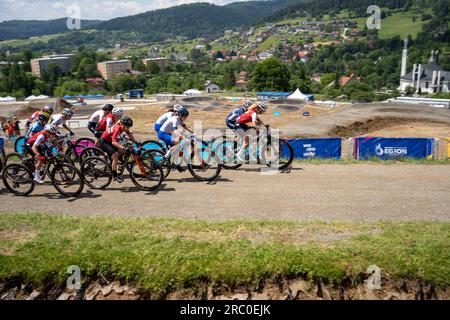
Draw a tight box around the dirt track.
[1,164,449,221]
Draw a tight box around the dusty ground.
[1,164,449,221]
[2,97,450,138]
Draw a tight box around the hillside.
[0,1,296,43]
[0,19,101,41]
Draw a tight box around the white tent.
[288,88,309,101]
[184,89,202,96]
[25,95,37,101]
[0,96,16,102]
[36,95,49,99]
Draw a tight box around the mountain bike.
[2,149,84,197]
[216,125,294,171]
[80,140,163,191]
[142,134,222,182]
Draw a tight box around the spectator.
[1,120,6,136]
[5,120,14,140]
[12,117,21,137]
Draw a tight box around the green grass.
[1,214,449,293]
[258,36,280,51]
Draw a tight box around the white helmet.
[173,104,183,112]
[43,105,54,113]
[257,102,268,112]
[44,124,58,134]
[62,108,73,116]
[112,107,124,117]
[243,99,254,109]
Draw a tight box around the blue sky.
[0,0,246,22]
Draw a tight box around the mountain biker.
[158,107,205,171]
[154,104,183,133]
[225,99,254,130]
[94,107,123,139]
[235,102,268,161]
[24,112,50,140]
[25,124,60,184]
[51,108,74,135]
[88,103,114,134]
[25,105,54,129]
[99,116,137,182]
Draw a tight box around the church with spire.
[399,39,449,94]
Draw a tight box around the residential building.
[142,57,169,70]
[30,54,76,77]
[339,74,361,87]
[205,81,220,93]
[235,80,248,89]
[97,60,132,80]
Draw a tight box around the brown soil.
[1,277,448,300]
[328,117,450,138]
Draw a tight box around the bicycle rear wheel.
[130,157,164,191]
[216,138,242,170]
[14,136,26,155]
[187,144,222,181]
[141,140,166,152]
[80,156,112,190]
[2,163,34,196]
[79,146,107,163]
[141,149,171,179]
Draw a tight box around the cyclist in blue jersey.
[154,104,183,133]
[225,99,254,130]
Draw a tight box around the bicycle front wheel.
[80,156,112,190]
[187,145,222,182]
[141,149,171,179]
[2,163,34,196]
[130,157,164,191]
[50,163,84,197]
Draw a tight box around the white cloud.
[0,0,243,22]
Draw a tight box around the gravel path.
[1,164,449,221]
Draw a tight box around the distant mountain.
[96,1,297,40]
[0,1,298,42]
[0,19,101,41]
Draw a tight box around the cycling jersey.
[156,112,173,126]
[51,114,65,126]
[25,121,45,140]
[28,111,40,123]
[96,114,115,131]
[159,115,186,134]
[89,110,105,123]
[226,107,245,123]
[27,130,49,147]
[237,109,257,125]
[101,124,128,145]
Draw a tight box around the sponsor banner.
[285,138,341,159]
[355,137,434,160]
[0,137,3,150]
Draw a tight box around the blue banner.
[285,138,341,159]
[0,137,3,150]
[355,137,434,160]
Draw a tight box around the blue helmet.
[177,107,189,118]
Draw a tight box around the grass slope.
[1,214,449,293]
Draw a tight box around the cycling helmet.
[121,116,133,127]
[243,99,254,109]
[103,104,114,112]
[38,112,50,122]
[256,102,268,112]
[177,107,189,118]
[62,108,74,116]
[44,124,58,134]
[112,107,124,117]
[173,104,183,112]
[43,105,54,113]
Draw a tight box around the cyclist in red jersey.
[235,102,268,161]
[99,116,136,182]
[25,124,60,184]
